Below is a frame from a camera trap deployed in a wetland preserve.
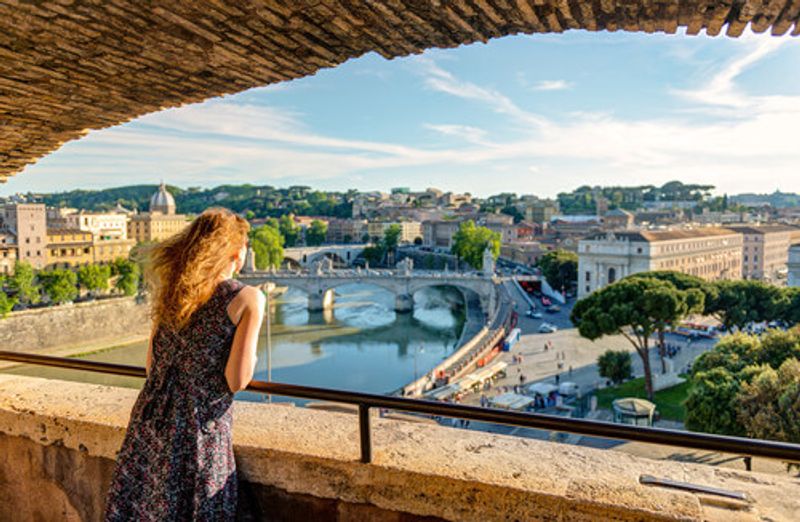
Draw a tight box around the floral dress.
[104,278,246,521]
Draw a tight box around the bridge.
[282,245,366,268]
[240,256,498,315]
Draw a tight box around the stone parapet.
[0,374,798,521]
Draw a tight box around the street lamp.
[264,282,275,403]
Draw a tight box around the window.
[608,267,617,284]
[585,285,590,293]
[636,247,643,254]
[585,271,591,282]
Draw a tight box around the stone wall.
[0,297,150,356]
[0,374,798,521]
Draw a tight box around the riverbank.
[0,296,151,370]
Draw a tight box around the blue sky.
[5,28,800,198]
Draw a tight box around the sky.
[4,28,800,198]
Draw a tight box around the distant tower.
[150,181,176,215]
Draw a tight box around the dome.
[150,182,176,214]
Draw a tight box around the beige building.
[53,211,129,241]
[0,232,17,275]
[728,225,798,283]
[0,203,47,269]
[326,218,367,244]
[578,228,743,298]
[500,241,546,266]
[366,221,422,244]
[92,237,135,265]
[46,229,93,269]
[128,183,189,244]
[423,219,462,249]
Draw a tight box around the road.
[457,279,717,406]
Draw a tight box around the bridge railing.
[1,350,798,466]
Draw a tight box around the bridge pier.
[394,294,413,314]
[309,288,335,312]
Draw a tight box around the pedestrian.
[104,209,259,521]
[568,365,573,376]
[519,374,526,385]
[544,342,548,352]
[555,373,560,385]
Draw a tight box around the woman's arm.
[225,286,267,392]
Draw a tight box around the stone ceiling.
[1,1,797,182]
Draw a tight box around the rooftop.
[587,227,743,242]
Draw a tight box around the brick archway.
[1,1,795,180]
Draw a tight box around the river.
[3,284,466,401]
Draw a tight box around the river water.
[4,284,465,401]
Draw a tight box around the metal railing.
[1,350,799,465]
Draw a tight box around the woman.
[104,208,266,521]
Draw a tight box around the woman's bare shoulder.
[232,284,266,308]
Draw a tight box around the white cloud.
[672,37,786,108]
[10,36,800,197]
[533,80,572,91]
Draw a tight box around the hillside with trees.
[38,184,354,219]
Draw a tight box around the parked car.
[538,323,558,333]
[526,309,543,319]
[545,305,561,313]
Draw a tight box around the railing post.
[359,404,372,464]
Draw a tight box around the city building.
[45,229,93,269]
[602,209,634,230]
[128,183,189,243]
[0,232,17,275]
[366,221,422,244]
[0,203,47,269]
[422,219,462,249]
[728,225,798,282]
[788,244,800,288]
[521,198,559,224]
[326,218,367,244]
[578,228,743,298]
[478,214,516,244]
[500,241,545,266]
[50,210,129,241]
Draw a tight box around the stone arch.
[1,3,789,179]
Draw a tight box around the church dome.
[150,182,176,214]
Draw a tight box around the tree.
[361,233,370,244]
[536,250,578,292]
[305,220,328,247]
[0,291,17,318]
[39,269,78,305]
[685,366,745,436]
[384,224,402,251]
[451,221,501,270]
[706,280,788,331]
[250,224,284,270]
[114,259,141,296]
[362,245,385,266]
[685,330,800,439]
[9,261,40,305]
[77,264,111,296]
[279,214,301,247]
[571,277,701,400]
[737,359,800,443]
[624,271,706,373]
[597,350,633,385]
